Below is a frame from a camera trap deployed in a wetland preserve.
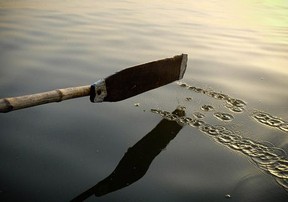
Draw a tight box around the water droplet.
[178,82,188,87]
[227,98,246,108]
[177,117,191,125]
[187,86,196,90]
[253,111,269,119]
[279,123,288,132]
[251,152,279,165]
[177,106,186,111]
[165,114,178,121]
[214,112,234,122]
[226,105,244,113]
[201,105,214,112]
[199,124,220,136]
[193,87,203,93]
[267,159,288,179]
[216,133,238,144]
[252,111,288,132]
[151,109,160,114]
[134,103,140,107]
[225,194,231,199]
[213,93,227,100]
[207,128,220,136]
[193,112,205,119]
[160,110,170,117]
[188,119,204,127]
[267,118,284,127]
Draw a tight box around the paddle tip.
[179,54,188,80]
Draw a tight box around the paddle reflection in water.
[71,107,185,202]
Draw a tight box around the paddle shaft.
[0,85,90,113]
[0,54,188,113]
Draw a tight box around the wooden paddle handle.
[0,85,91,113]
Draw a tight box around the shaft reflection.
[71,107,185,202]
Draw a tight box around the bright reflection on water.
[0,0,287,201]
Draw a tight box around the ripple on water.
[201,105,214,112]
[150,108,288,192]
[193,112,205,119]
[252,111,288,133]
[214,112,234,122]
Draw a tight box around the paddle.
[0,54,187,113]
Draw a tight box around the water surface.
[0,0,288,201]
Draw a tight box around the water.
[0,0,287,201]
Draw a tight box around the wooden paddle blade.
[90,54,187,102]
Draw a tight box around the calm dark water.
[0,0,288,201]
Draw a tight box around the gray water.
[0,0,288,201]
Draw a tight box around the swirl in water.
[151,108,288,192]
